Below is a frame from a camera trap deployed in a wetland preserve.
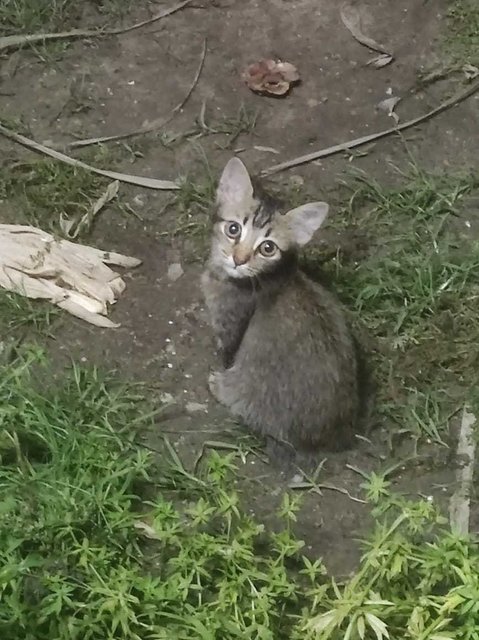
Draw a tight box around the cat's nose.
[233,252,250,267]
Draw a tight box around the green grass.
[0,292,58,337]
[162,159,217,259]
[0,148,123,337]
[2,349,479,639]
[446,0,479,65]
[0,0,78,33]
[0,0,133,34]
[313,164,479,443]
[160,104,259,150]
[0,151,115,235]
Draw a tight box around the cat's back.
[252,270,352,348]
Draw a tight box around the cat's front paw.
[208,370,225,403]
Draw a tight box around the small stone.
[290,473,304,485]
[167,263,184,282]
[186,402,208,413]
[166,342,176,354]
[290,175,304,188]
[159,392,175,405]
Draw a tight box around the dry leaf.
[463,63,479,80]
[368,53,393,68]
[340,4,394,63]
[241,59,300,96]
[377,96,401,123]
[134,520,161,540]
[0,224,141,327]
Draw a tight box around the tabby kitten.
[201,157,360,458]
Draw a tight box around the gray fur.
[201,158,359,454]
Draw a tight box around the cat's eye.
[259,240,278,257]
[224,221,242,239]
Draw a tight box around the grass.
[446,0,479,66]
[160,104,259,150]
[162,156,217,259]
[312,163,479,444]
[0,0,133,34]
[0,147,124,337]
[0,149,117,235]
[0,292,58,337]
[2,348,479,639]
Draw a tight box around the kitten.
[201,157,360,461]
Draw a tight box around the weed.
[300,480,478,640]
[446,0,479,65]
[0,350,308,639]
[211,103,259,149]
[160,104,259,150]
[0,0,79,34]
[164,159,217,258]
[0,291,57,337]
[0,150,114,235]
[0,0,134,34]
[317,163,479,443]
[3,350,479,639]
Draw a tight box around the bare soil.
[1,0,479,575]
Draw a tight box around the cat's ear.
[216,157,253,208]
[284,202,329,246]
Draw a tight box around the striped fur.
[201,158,360,464]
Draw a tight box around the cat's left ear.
[284,202,329,246]
[216,157,254,209]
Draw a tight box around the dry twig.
[0,0,193,52]
[65,39,207,149]
[0,123,179,190]
[262,79,479,175]
[449,407,477,535]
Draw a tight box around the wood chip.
[0,224,141,327]
[450,407,477,535]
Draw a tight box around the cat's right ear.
[284,202,329,246]
[216,157,253,209]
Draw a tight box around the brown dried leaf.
[242,58,300,96]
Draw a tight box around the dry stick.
[449,407,477,535]
[0,123,179,190]
[66,39,207,149]
[261,79,479,176]
[0,0,193,52]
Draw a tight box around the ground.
[1,0,479,596]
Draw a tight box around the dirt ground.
[2,0,479,575]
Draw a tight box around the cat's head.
[208,157,329,279]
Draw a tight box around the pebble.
[186,402,208,413]
[167,263,184,282]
